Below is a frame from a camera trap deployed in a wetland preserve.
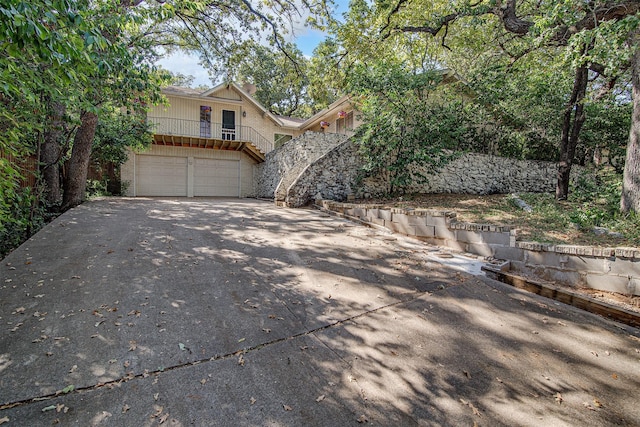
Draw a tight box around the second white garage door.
[194,158,240,197]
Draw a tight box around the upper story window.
[336,111,353,134]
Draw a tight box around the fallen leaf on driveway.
[128,341,137,351]
[357,414,368,423]
[0,416,9,424]
[555,393,563,404]
[460,398,481,416]
[316,395,325,402]
[612,373,618,379]
[12,307,25,314]
[150,405,163,419]
[122,404,130,413]
[283,405,292,411]
[250,397,256,405]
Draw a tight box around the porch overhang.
[152,134,265,163]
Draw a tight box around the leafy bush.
[568,169,621,228]
[0,188,46,259]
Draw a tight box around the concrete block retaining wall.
[318,200,640,296]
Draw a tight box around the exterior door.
[222,110,235,140]
[200,106,211,138]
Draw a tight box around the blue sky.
[157,1,350,87]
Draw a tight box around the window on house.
[274,134,293,148]
[336,111,354,134]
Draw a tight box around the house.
[121,82,359,198]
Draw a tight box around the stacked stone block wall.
[317,200,640,296]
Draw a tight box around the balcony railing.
[148,116,273,154]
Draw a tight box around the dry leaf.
[122,404,130,413]
[159,413,169,424]
[238,354,245,366]
[593,399,603,408]
[283,405,293,411]
[200,379,207,385]
[262,328,271,334]
[154,393,159,401]
[555,393,563,404]
[460,398,481,416]
[69,365,78,374]
[150,405,163,418]
[612,373,618,380]
[357,414,368,423]
[591,351,598,357]
[128,340,137,351]
[250,397,256,405]
[0,416,9,425]
[583,402,596,411]
[463,370,471,379]
[123,361,130,368]
[316,395,325,403]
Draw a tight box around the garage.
[133,153,243,197]
[135,155,188,196]
[194,158,240,197]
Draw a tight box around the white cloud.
[156,51,213,88]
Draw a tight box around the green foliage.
[0,188,46,259]
[348,63,459,194]
[85,179,109,198]
[233,42,313,117]
[568,169,623,228]
[578,101,632,172]
[92,109,153,167]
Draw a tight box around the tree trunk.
[61,111,98,211]
[556,66,588,200]
[621,43,640,213]
[41,100,65,207]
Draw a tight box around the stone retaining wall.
[258,136,586,207]
[253,132,348,199]
[318,200,640,296]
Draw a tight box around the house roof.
[299,95,352,130]
[202,82,285,126]
[163,85,205,97]
[276,115,306,128]
[161,82,286,127]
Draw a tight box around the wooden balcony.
[148,117,273,162]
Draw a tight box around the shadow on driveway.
[1,197,639,426]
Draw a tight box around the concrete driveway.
[0,198,639,426]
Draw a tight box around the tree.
[622,32,640,213]
[233,42,312,117]
[348,63,460,194]
[379,0,640,204]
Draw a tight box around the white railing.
[148,117,273,154]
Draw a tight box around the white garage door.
[136,155,187,196]
[194,158,239,197]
